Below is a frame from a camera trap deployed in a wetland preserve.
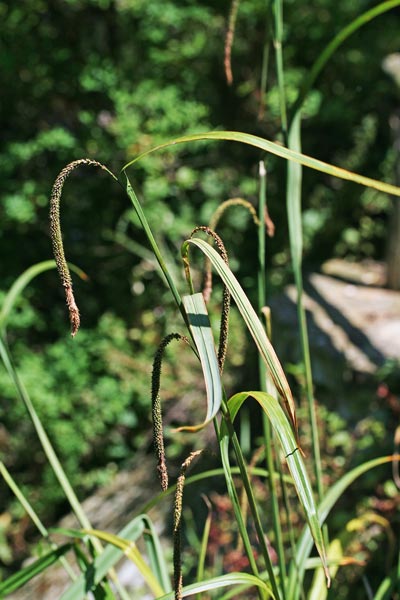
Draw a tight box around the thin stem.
[289,0,400,124]
[278,456,306,600]
[258,162,267,313]
[272,0,288,142]
[272,0,323,501]
[124,174,184,317]
[294,270,323,501]
[0,461,77,582]
[286,112,323,501]
[0,337,94,534]
[214,418,265,600]
[258,40,270,121]
[263,417,287,596]
[258,163,287,599]
[222,408,282,600]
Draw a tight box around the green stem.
[0,338,95,535]
[124,174,183,314]
[286,110,323,502]
[263,419,287,596]
[272,0,287,141]
[258,36,270,121]
[215,418,265,600]
[0,461,77,582]
[221,405,282,600]
[290,0,400,124]
[294,270,323,501]
[258,162,287,599]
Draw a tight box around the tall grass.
[1,2,400,599]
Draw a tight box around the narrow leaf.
[0,260,87,334]
[227,391,330,585]
[143,515,172,593]
[287,112,303,271]
[60,514,161,600]
[291,0,400,120]
[177,293,222,432]
[287,455,398,599]
[0,544,72,596]
[308,539,343,600]
[155,572,272,599]
[82,529,164,598]
[182,239,298,435]
[122,130,400,198]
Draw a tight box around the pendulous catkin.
[49,159,114,336]
[173,450,204,600]
[151,333,190,492]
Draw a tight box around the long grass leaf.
[181,238,297,434]
[227,391,329,584]
[177,294,222,432]
[0,338,94,534]
[374,573,397,600]
[1,461,49,538]
[60,514,160,600]
[308,539,343,600]
[82,529,164,597]
[121,131,400,197]
[286,113,303,272]
[0,261,87,334]
[124,175,182,311]
[155,572,272,599]
[142,515,172,594]
[218,428,264,591]
[287,112,323,501]
[0,544,72,596]
[290,0,400,120]
[287,455,399,599]
[0,463,77,582]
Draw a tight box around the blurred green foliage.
[1,0,400,588]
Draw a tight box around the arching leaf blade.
[0,544,73,596]
[176,293,222,432]
[182,238,298,436]
[227,391,330,586]
[287,455,398,599]
[155,572,272,599]
[0,260,87,333]
[82,529,164,598]
[122,130,400,198]
[60,514,166,600]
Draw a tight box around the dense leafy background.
[0,0,399,592]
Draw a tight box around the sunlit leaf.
[122,130,400,197]
[177,293,222,432]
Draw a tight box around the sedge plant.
[1,128,399,598]
[1,2,400,598]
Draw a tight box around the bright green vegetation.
[1,1,400,599]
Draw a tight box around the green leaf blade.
[228,391,329,586]
[177,293,222,432]
[0,544,73,596]
[182,239,298,435]
[155,572,271,599]
[122,130,400,197]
